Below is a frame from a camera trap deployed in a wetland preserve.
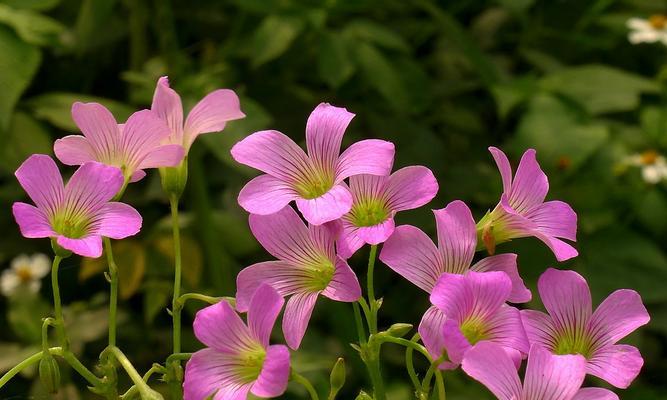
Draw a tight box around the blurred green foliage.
[1,0,667,398]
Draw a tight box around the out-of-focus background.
[1,0,666,398]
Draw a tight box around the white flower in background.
[627,15,667,45]
[626,150,667,184]
[0,254,50,296]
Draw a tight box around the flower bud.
[329,358,345,397]
[38,353,61,394]
[386,323,413,338]
[355,390,373,400]
[160,162,188,199]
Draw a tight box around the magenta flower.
[521,268,650,389]
[480,147,578,262]
[235,206,361,349]
[54,102,185,182]
[12,155,142,258]
[184,284,290,400]
[462,342,619,400]
[334,166,438,258]
[231,103,395,225]
[422,271,529,369]
[151,76,245,153]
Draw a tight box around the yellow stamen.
[16,265,33,282]
[649,15,667,29]
[641,150,659,165]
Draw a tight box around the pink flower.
[184,284,290,400]
[231,102,395,225]
[522,268,650,389]
[379,200,531,365]
[12,155,142,258]
[54,102,185,182]
[480,147,578,262]
[423,271,529,369]
[235,206,361,349]
[333,166,438,258]
[462,342,619,400]
[151,76,245,153]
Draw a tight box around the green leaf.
[491,76,538,119]
[0,343,40,374]
[0,4,66,46]
[25,92,134,131]
[251,15,303,68]
[354,42,408,111]
[342,19,409,52]
[0,112,52,173]
[0,0,60,11]
[318,31,355,88]
[143,280,172,325]
[0,26,40,130]
[540,64,659,115]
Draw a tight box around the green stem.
[353,302,367,345]
[433,370,446,400]
[104,238,119,347]
[365,348,385,400]
[166,352,192,365]
[121,363,165,399]
[405,338,422,397]
[291,369,320,400]
[377,333,430,398]
[421,355,445,395]
[170,195,183,356]
[366,245,379,334]
[105,346,163,399]
[175,293,224,309]
[41,317,55,352]
[51,255,69,350]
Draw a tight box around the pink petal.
[430,271,511,321]
[335,139,395,182]
[57,235,103,258]
[282,291,319,350]
[587,344,644,389]
[538,268,592,333]
[461,342,523,400]
[384,166,438,211]
[183,348,252,400]
[247,284,284,347]
[136,144,185,169]
[572,388,619,400]
[321,257,361,302]
[295,184,353,225]
[523,346,587,400]
[418,306,451,366]
[520,310,559,350]
[251,345,290,397]
[54,135,96,166]
[471,253,531,303]
[12,202,56,238]
[441,319,472,366]
[71,102,121,160]
[90,202,142,240]
[15,154,64,215]
[305,103,355,172]
[184,89,245,149]
[151,76,184,144]
[354,217,395,245]
[193,300,255,353]
[230,130,311,183]
[129,170,146,183]
[588,289,650,345]
[488,147,513,195]
[433,200,476,274]
[120,109,172,168]
[535,233,579,262]
[336,219,367,259]
[507,149,549,214]
[484,305,530,357]
[379,225,442,293]
[238,175,299,215]
[235,261,305,312]
[64,162,124,209]
[525,200,577,242]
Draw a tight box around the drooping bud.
[386,323,413,338]
[160,161,188,199]
[355,391,373,400]
[38,353,61,394]
[329,358,346,398]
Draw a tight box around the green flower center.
[294,171,334,200]
[305,257,335,291]
[349,199,390,227]
[51,214,91,239]
[234,345,266,383]
[554,331,592,358]
[460,317,488,345]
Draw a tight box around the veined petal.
[15,154,64,216]
[489,147,513,195]
[384,166,438,211]
[247,284,284,347]
[90,202,142,240]
[184,89,245,149]
[183,348,252,400]
[129,170,146,183]
[236,261,307,312]
[71,102,121,163]
[151,76,184,144]
[354,217,395,245]
[251,345,290,397]
[525,200,577,242]
[508,149,549,214]
[538,269,592,333]
[12,203,56,238]
[238,175,300,215]
[523,346,586,400]
[54,135,96,166]
[193,300,255,353]
[434,201,476,274]
[461,342,523,400]
[137,144,185,169]
[520,310,559,350]
[380,225,443,293]
[120,109,172,169]
[64,162,124,211]
[471,254,531,303]
[321,257,361,302]
[336,219,366,259]
[418,306,450,365]
[533,232,579,262]
[572,388,619,400]
[335,139,395,182]
[431,271,511,321]
[306,103,355,173]
[295,184,353,225]
[588,289,650,345]
[587,344,643,389]
[283,291,319,350]
[442,319,472,366]
[230,130,311,183]
[57,235,103,258]
[485,305,530,357]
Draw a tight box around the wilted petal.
[380,225,442,293]
[523,346,586,400]
[236,261,306,312]
[335,139,395,182]
[538,268,592,332]
[282,291,319,350]
[251,345,290,397]
[295,184,353,225]
[305,103,354,172]
[151,76,184,143]
[90,202,142,240]
[434,201,476,274]
[193,300,255,353]
[248,284,284,347]
[471,253,531,303]
[238,174,300,216]
[183,348,252,400]
[57,235,103,258]
[184,89,245,148]
[54,135,96,166]
[321,257,361,302]
[15,154,64,215]
[384,166,438,211]
[587,344,644,389]
[461,342,523,400]
[588,289,650,345]
[12,203,55,238]
[572,388,619,400]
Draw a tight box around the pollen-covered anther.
[649,14,667,29]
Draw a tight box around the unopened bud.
[160,162,188,199]
[39,353,61,393]
[329,358,346,397]
[386,323,413,338]
[355,391,373,400]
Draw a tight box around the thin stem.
[421,355,446,395]
[366,244,378,309]
[105,346,162,399]
[353,302,367,345]
[365,351,386,400]
[405,338,422,396]
[121,363,165,399]
[0,349,49,388]
[51,255,69,350]
[170,195,183,355]
[104,238,118,347]
[175,293,223,309]
[41,317,55,352]
[62,351,105,388]
[166,353,192,364]
[291,369,320,400]
[376,335,431,360]
[433,370,446,400]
